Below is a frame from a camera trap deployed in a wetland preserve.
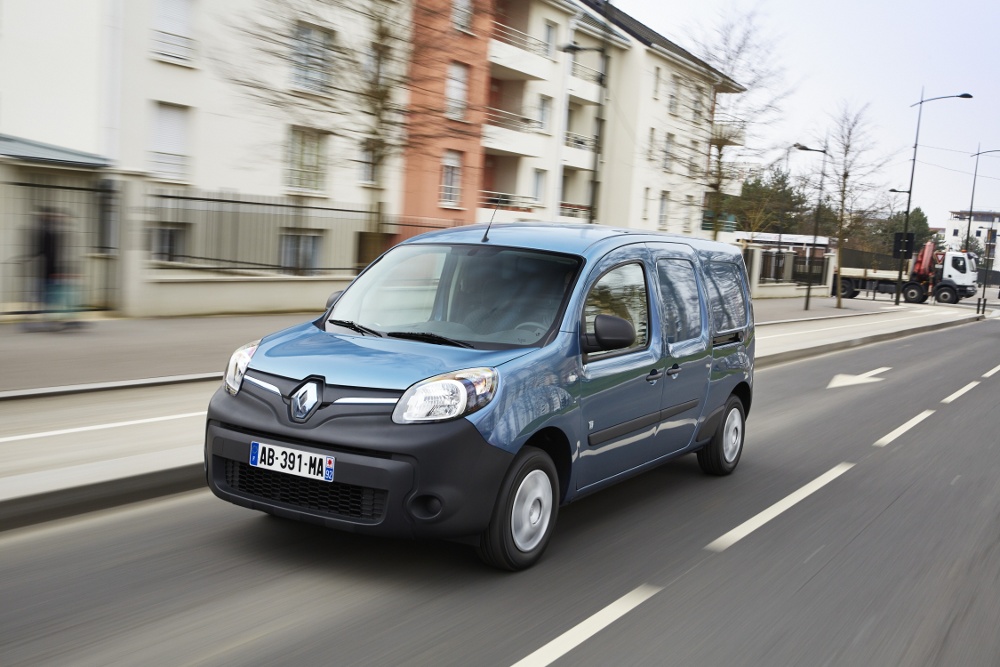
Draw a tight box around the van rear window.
[705,262,747,333]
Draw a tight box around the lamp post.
[964,149,1000,284]
[794,142,828,310]
[893,89,973,304]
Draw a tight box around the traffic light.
[893,232,915,259]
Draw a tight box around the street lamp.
[964,149,1000,277]
[560,38,608,225]
[794,142,828,310]
[893,88,973,304]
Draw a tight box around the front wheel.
[478,447,559,571]
[697,396,745,476]
[935,286,958,304]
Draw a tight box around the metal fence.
[1,179,120,314]
[839,247,897,273]
[792,255,829,285]
[147,190,461,276]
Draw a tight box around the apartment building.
[944,209,999,256]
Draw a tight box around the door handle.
[646,368,664,383]
[665,364,682,377]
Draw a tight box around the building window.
[689,141,699,177]
[658,191,670,230]
[642,187,650,220]
[648,128,655,161]
[359,141,376,184]
[685,194,695,233]
[653,67,661,99]
[446,62,469,120]
[538,96,552,131]
[976,229,982,237]
[280,231,323,275]
[452,0,473,32]
[663,133,674,171]
[543,22,557,58]
[292,23,333,93]
[952,229,959,236]
[693,87,704,121]
[669,76,680,115]
[149,103,189,180]
[440,150,462,206]
[533,169,547,203]
[152,0,194,63]
[287,127,326,191]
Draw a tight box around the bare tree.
[827,103,890,307]
[691,8,794,239]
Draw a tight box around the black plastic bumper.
[205,386,513,539]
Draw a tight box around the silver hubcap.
[511,470,552,552]
[722,407,743,463]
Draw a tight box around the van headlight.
[392,367,497,424]
[224,340,260,396]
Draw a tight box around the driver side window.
[583,263,649,359]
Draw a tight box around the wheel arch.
[732,381,753,417]
[522,427,572,504]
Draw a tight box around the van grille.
[224,460,386,522]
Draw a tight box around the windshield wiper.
[328,319,382,337]
[385,331,473,348]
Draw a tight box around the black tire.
[903,283,924,303]
[477,447,559,571]
[935,286,958,304]
[697,396,745,476]
[838,278,855,299]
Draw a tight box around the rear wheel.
[935,286,958,304]
[697,396,745,476]
[838,278,856,299]
[903,283,924,303]
[478,447,559,571]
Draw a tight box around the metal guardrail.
[559,202,590,219]
[492,22,549,57]
[564,132,595,150]
[571,61,601,83]
[479,191,535,210]
[485,107,540,133]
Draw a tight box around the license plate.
[249,441,334,482]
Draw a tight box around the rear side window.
[656,259,702,344]
[583,263,649,358]
[705,262,747,333]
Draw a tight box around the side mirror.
[582,314,635,354]
[325,290,344,309]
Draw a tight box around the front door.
[576,246,665,490]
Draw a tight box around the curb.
[0,373,223,401]
[0,464,206,532]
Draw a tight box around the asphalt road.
[2,320,1000,666]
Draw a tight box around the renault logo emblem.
[290,382,320,422]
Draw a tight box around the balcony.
[711,115,747,147]
[559,202,591,219]
[489,22,553,81]
[483,108,542,157]
[479,191,536,212]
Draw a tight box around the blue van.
[205,223,754,569]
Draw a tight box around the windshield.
[327,244,581,349]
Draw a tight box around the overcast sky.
[611,0,1000,229]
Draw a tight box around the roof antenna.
[482,194,503,242]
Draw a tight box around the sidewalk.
[0,295,990,530]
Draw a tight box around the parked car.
[205,223,754,570]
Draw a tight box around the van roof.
[402,223,743,261]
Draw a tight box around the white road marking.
[983,364,1000,378]
[827,366,891,389]
[510,584,662,667]
[705,463,855,553]
[0,412,207,444]
[873,410,935,447]
[941,381,979,404]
